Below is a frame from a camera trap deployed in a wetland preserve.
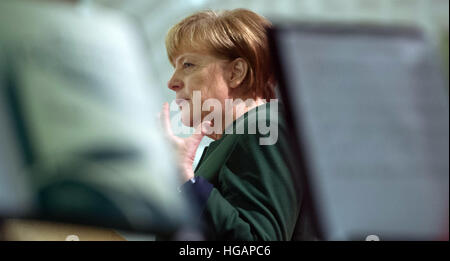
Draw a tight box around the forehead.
[172,51,223,66]
[169,35,210,63]
[175,52,202,61]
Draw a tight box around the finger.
[160,102,174,137]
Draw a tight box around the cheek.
[206,77,229,103]
[184,69,227,122]
[186,73,207,93]
[186,72,214,106]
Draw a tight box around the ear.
[228,58,248,89]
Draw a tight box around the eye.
[183,62,194,69]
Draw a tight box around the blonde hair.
[165,9,276,99]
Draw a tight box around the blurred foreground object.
[270,23,449,240]
[0,0,196,238]
[1,219,125,241]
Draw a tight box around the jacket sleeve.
[190,131,301,241]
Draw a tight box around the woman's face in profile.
[168,51,231,127]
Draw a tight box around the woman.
[160,9,315,240]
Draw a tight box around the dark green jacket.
[188,102,310,240]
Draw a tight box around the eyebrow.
[174,54,189,65]
[174,53,199,65]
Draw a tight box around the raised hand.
[160,102,211,182]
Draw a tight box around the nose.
[167,72,184,92]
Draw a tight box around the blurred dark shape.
[0,0,196,238]
[270,23,449,240]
